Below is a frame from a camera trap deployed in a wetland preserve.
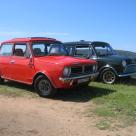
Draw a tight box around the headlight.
[63,67,71,76]
[122,60,127,67]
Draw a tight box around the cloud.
[0,31,69,37]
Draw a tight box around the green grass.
[96,120,111,130]
[0,78,136,130]
[0,81,38,98]
[89,78,136,129]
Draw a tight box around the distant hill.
[116,50,136,58]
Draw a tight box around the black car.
[64,41,136,84]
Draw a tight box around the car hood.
[100,54,128,61]
[35,56,96,66]
[99,54,136,64]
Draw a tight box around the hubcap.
[103,71,116,84]
[38,79,51,95]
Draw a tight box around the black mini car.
[64,41,136,84]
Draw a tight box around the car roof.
[1,37,60,44]
[64,40,109,46]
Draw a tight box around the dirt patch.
[0,96,135,136]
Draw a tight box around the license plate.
[78,78,89,84]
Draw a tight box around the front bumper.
[118,64,136,77]
[59,72,99,82]
[118,72,136,77]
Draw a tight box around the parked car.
[64,41,136,84]
[0,37,98,97]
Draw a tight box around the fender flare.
[99,64,118,76]
[32,71,57,88]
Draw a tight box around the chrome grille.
[70,65,93,76]
[71,67,82,74]
[84,65,93,73]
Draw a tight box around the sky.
[0,0,136,52]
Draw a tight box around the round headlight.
[63,67,71,76]
[122,60,127,67]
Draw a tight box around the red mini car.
[0,37,98,97]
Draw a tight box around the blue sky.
[0,0,136,51]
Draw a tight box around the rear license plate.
[78,78,89,84]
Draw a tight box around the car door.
[0,43,13,79]
[9,43,36,84]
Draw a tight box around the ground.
[0,80,136,136]
[0,95,135,136]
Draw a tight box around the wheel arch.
[99,64,118,76]
[32,72,56,88]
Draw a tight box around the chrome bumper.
[118,72,136,77]
[118,64,136,77]
[59,72,99,82]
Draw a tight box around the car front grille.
[70,65,93,76]
[71,67,83,74]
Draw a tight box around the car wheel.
[101,70,116,84]
[34,75,57,97]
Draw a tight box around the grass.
[96,120,111,130]
[89,78,136,130]
[0,78,136,130]
[0,81,38,98]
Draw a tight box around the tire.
[100,70,117,84]
[34,75,57,98]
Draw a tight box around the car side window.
[13,44,27,57]
[32,44,48,56]
[0,44,13,56]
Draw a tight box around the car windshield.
[32,41,62,57]
[75,45,95,58]
[48,44,68,56]
[93,43,116,56]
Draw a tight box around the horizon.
[0,0,136,52]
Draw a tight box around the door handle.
[10,60,15,64]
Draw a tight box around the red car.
[0,37,98,97]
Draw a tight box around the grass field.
[89,79,136,130]
[0,78,136,130]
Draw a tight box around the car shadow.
[118,77,136,86]
[2,81,116,103]
[53,86,116,102]
[3,80,35,93]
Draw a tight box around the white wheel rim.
[103,71,116,84]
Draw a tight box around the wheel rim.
[38,79,51,95]
[103,71,116,84]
